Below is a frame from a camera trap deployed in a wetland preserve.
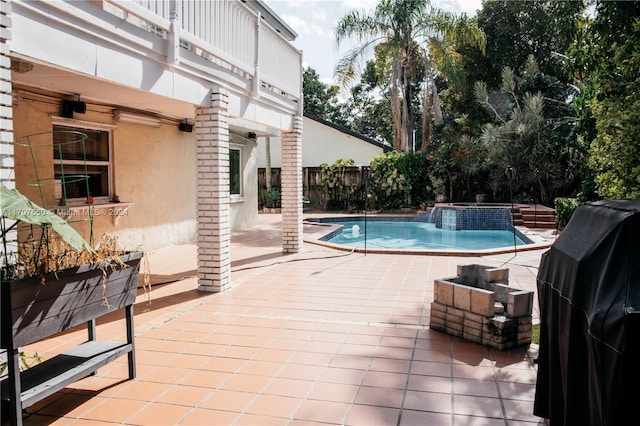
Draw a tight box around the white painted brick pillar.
[195,88,231,292]
[281,115,303,253]
[1,0,14,189]
[1,0,17,253]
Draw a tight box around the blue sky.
[263,0,483,86]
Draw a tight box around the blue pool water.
[321,220,531,251]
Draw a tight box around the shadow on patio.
[15,215,546,425]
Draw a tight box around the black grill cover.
[534,200,640,425]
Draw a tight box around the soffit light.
[115,110,161,127]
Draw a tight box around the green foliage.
[1,186,93,253]
[475,56,579,204]
[474,1,581,88]
[441,0,583,148]
[302,67,346,126]
[427,127,489,201]
[369,151,410,209]
[0,351,42,378]
[320,159,356,210]
[554,197,580,229]
[397,151,431,206]
[265,188,281,209]
[569,1,640,199]
[341,61,394,145]
[335,0,484,152]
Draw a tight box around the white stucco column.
[196,88,231,292]
[281,115,303,253]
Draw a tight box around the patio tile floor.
[17,214,551,425]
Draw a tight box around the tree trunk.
[265,136,272,191]
[421,57,444,152]
[402,61,414,152]
[390,59,409,152]
[421,77,434,151]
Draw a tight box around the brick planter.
[429,264,533,350]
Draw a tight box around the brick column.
[1,0,14,189]
[281,115,303,253]
[1,0,17,252]
[196,88,231,292]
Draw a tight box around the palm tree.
[335,0,485,152]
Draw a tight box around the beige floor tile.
[21,216,547,425]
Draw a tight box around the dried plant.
[12,226,128,280]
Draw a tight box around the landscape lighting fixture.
[115,110,161,127]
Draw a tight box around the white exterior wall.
[229,134,258,230]
[257,116,385,168]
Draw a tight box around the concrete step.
[521,212,555,226]
[519,206,555,228]
[524,220,556,229]
[516,206,556,229]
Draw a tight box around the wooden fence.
[258,167,367,210]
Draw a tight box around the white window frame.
[51,117,115,207]
[229,143,243,202]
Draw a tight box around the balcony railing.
[104,0,302,104]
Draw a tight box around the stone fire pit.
[429,264,534,350]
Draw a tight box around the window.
[229,146,241,197]
[53,124,112,204]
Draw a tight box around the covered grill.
[534,200,640,425]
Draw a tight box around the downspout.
[167,0,180,64]
[253,12,261,97]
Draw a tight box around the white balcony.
[7,0,302,129]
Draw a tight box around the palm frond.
[334,38,385,88]
[522,54,540,77]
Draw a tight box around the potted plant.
[429,175,447,203]
[1,186,144,425]
[264,188,281,213]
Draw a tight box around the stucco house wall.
[257,114,390,168]
[12,93,198,252]
[11,92,264,251]
[3,0,304,292]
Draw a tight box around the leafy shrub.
[320,158,355,210]
[369,151,410,209]
[554,197,580,229]
[397,151,431,206]
[265,188,281,208]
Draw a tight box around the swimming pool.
[322,219,530,250]
[305,215,542,255]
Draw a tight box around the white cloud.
[264,0,484,83]
[341,0,377,11]
[434,0,482,16]
[282,14,329,37]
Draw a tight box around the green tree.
[441,1,583,138]
[427,129,489,202]
[569,1,640,199]
[475,56,578,204]
[474,0,581,88]
[341,60,394,144]
[334,0,484,152]
[302,67,345,125]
